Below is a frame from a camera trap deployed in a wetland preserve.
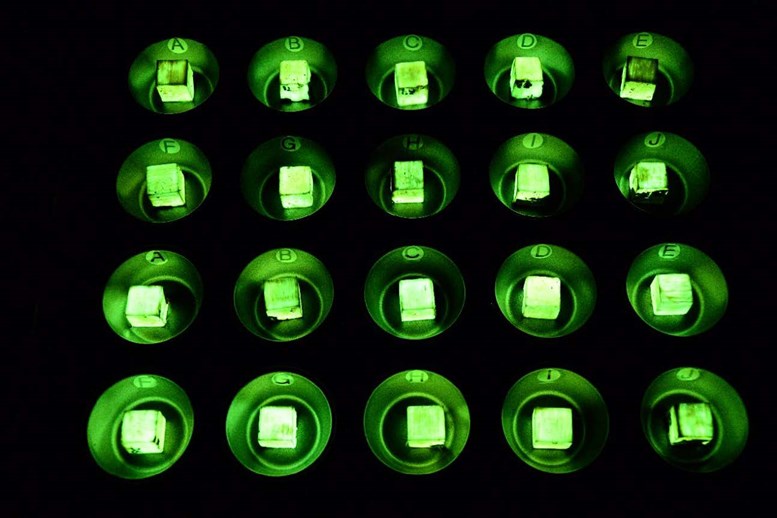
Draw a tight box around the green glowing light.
[279,59,311,102]
[125,285,169,328]
[279,165,314,209]
[156,60,194,103]
[395,61,429,107]
[120,409,166,455]
[668,402,713,446]
[263,277,303,321]
[514,163,550,202]
[521,275,561,320]
[620,56,658,101]
[532,407,573,450]
[510,56,543,100]
[399,277,436,322]
[407,405,445,448]
[629,161,668,204]
[146,163,186,208]
[392,160,424,204]
[258,406,298,449]
[650,273,693,316]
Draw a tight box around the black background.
[14,1,774,515]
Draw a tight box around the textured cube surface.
[522,276,561,320]
[156,60,194,102]
[125,285,169,327]
[650,273,693,316]
[392,160,425,203]
[264,277,303,320]
[510,56,543,100]
[620,56,658,101]
[394,61,429,107]
[146,163,186,208]
[532,407,573,450]
[668,402,713,445]
[514,163,550,202]
[629,161,668,203]
[279,165,314,208]
[399,278,436,322]
[258,406,298,448]
[121,409,166,454]
[279,59,311,102]
[407,405,445,448]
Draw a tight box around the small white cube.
[620,56,658,102]
[264,277,303,320]
[650,273,693,316]
[125,285,169,328]
[522,276,561,320]
[629,161,668,204]
[146,163,186,208]
[510,56,543,100]
[156,60,194,103]
[532,407,573,450]
[407,405,445,448]
[514,163,550,202]
[394,61,429,107]
[392,160,424,204]
[668,402,714,445]
[121,409,166,455]
[258,406,298,448]
[279,60,311,102]
[279,165,314,209]
[399,278,436,322]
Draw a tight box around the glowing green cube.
[513,163,550,202]
[258,406,297,448]
[125,285,169,328]
[532,407,573,450]
[279,165,314,209]
[407,405,445,448]
[620,56,658,102]
[629,161,668,204]
[399,278,436,322]
[120,409,166,455]
[263,277,303,320]
[650,273,693,316]
[392,160,424,204]
[510,56,543,100]
[279,59,311,102]
[394,61,429,107]
[668,402,714,445]
[146,163,186,208]
[156,60,194,103]
[521,275,561,320]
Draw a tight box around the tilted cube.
[279,165,314,209]
[522,276,561,320]
[125,285,169,328]
[650,273,693,316]
[121,409,166,455]
[668,402,714,445]
[620,56,658,102]
[279,60,311,102]
[264,277,303,320]
[629,161,668,204]
[156,60,194,103]
[394,61,429,107]
[146,163,186,208]
[258,406,298,448]
[510,56,544,100]
[407,405,445,448]
[392,160,424,204]
[514,163,550,202]
[399,277,436,322]
[532,407,573,450]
